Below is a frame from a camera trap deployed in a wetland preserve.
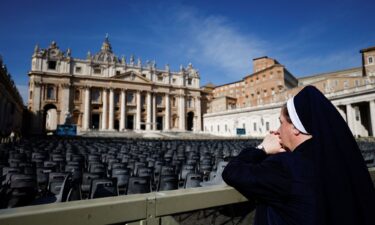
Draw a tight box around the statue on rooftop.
[137,58,141,67]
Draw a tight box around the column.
[346,104,355,136]
[146,91,152,130]
[120,89,126,131]
[60,83,71,124]
[195,96,202,132]
[136,91,141,130]
[165,93,170,131]
[370,100,375,137]
[108,88,114,130]
[32,82,42,133]
[83,87,91,130]
[101,89,108,130]
[179,94,186,131]
[152,93,156,130]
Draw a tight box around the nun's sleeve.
[222,148,292,202]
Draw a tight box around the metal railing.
[0,185,247,225]
[0,168,374,225]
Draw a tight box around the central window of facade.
[91,89,101,103]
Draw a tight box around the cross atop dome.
[101,34,113,53]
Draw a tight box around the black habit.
[223,138,316,225]
[222,86,375,225]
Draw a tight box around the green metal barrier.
[0,185,247,225]
[0,169,374,225]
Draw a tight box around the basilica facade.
[27,38,202,134]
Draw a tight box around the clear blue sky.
[1,0,374,104]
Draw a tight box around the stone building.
[204,46,375,137]
[28,37,202,134]
[0,55,24,138]
[210,57,298,112]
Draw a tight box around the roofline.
[243,64,284,80]
[360,46,375,53]
[214,95,237,100]
[214,79,243,89]
[298,66,362,80]
[252,56,268,61]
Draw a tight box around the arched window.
[46,85,55,100]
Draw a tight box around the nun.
[222,85,375,225]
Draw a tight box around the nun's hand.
[260,133,285,155]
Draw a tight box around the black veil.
[292,86,375,225]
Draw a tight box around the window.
[172,97,177,107]
[156,95,163,106]
[225,125,228,132]
[29,90,33,100]
[94,68,101,74]
[243,123,246,129]
[217,125,220,132]
[355,107,360,121]
[369,56,374,64]
[172,78,176,83]
[74,89,80,101]
[114,93,120,104]
[46,85,55,100]
[127,93,134,104]
[253,123,257,132]
[187,78,192,85]
[48,61,56,70]
[266,122,270,131]
[91,89,101,103]
[344,80,349,88]
[187,97,193,108]
[158,75,163,82]
[116,71,121,75]
[75,67,82,73]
